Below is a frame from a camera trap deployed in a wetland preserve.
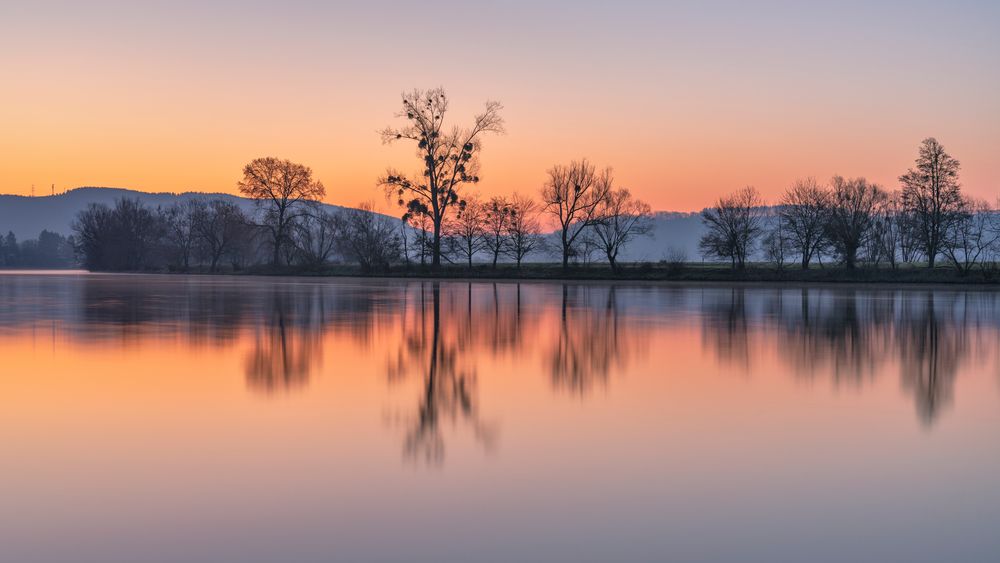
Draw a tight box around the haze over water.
[2,273,999,562]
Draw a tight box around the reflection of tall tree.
[897,293,965,426]
[391,282,496,465]
[244,288,321,393]
[701,287,751,369]
[548,285,640,395]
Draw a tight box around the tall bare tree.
[592,188,653,272]
[899,138,963,267]
[541,159,612,269]
[379,88,504,269]
[699,186,766,269]
[238,157,325,267]
[778,177,829,269]
[506,193,543,267]
[824,176,885,269]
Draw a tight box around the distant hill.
[0,187,360,241]
[0,186,711,261]
[619,211,706,262]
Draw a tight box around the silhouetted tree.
[541,159,613,269]
[402,213,433,266]
[779,177,829,269]
[159,200,201,271]
[900,138,963,267]
[868,191,916,269]
[505,193,543,267]
[192,199,249,272]
[379,88,504,269]
[444,196,487,267]
[762,219,790,269]
[592,187,653,272]
[482,196,512,268]
[292,209,340,269]
[824,176,885,269]
[238,157,326,267]
[73,198,161,271]
[941,198,998,274]
[335,203,403,272]
[0,231,17,266]
[3,230,75,268]
[699,186,765,269]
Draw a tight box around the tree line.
[0,229,75,268]
[68,87,990,274]
[72,188,405,273]
[700,138,998,272]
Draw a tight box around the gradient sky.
[1,0,997,212]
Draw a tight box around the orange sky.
[1,2,998,213]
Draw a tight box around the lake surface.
[1,273,999,563]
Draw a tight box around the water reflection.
[699,287,999,425]
[2,274,999,434]
[385,282,497,464]
[550,285,646,394]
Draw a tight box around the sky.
[1,0,998,212]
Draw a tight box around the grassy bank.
[229,262,1000,285]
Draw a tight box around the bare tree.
[403,213,434,266]
[379,88,504,269]
[779,177,829,269]
[541,159,613,269]
[698,186,766,269]
[444,196,487,267]
[899,138,963,267]
[762,218,790,270]
[591,187,653,272]
[336,202,403,272]
[292,210,340,269]
[72,198,161,271]
[824,176,885,269]
[159,200,201,271]
[506,193,543,267]
[941,198,998,274]
[238,157,325,267]
[192,199,249,273]
[867,191,912,269]
[482,196,512,268]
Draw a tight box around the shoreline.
[7,264,1000,288]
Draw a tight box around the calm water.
[1,273,999,563]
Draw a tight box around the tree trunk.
[431,221,442,269]
[845,250,856,270]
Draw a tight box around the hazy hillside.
[0,187,357,241]
[0,187,711,261]
[616,211,706,263]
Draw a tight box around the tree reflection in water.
[3,274,996,451]
[699,287,1000,426]
[548,284,645,395]
[388,282,497,465]
[243,288,322,394]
